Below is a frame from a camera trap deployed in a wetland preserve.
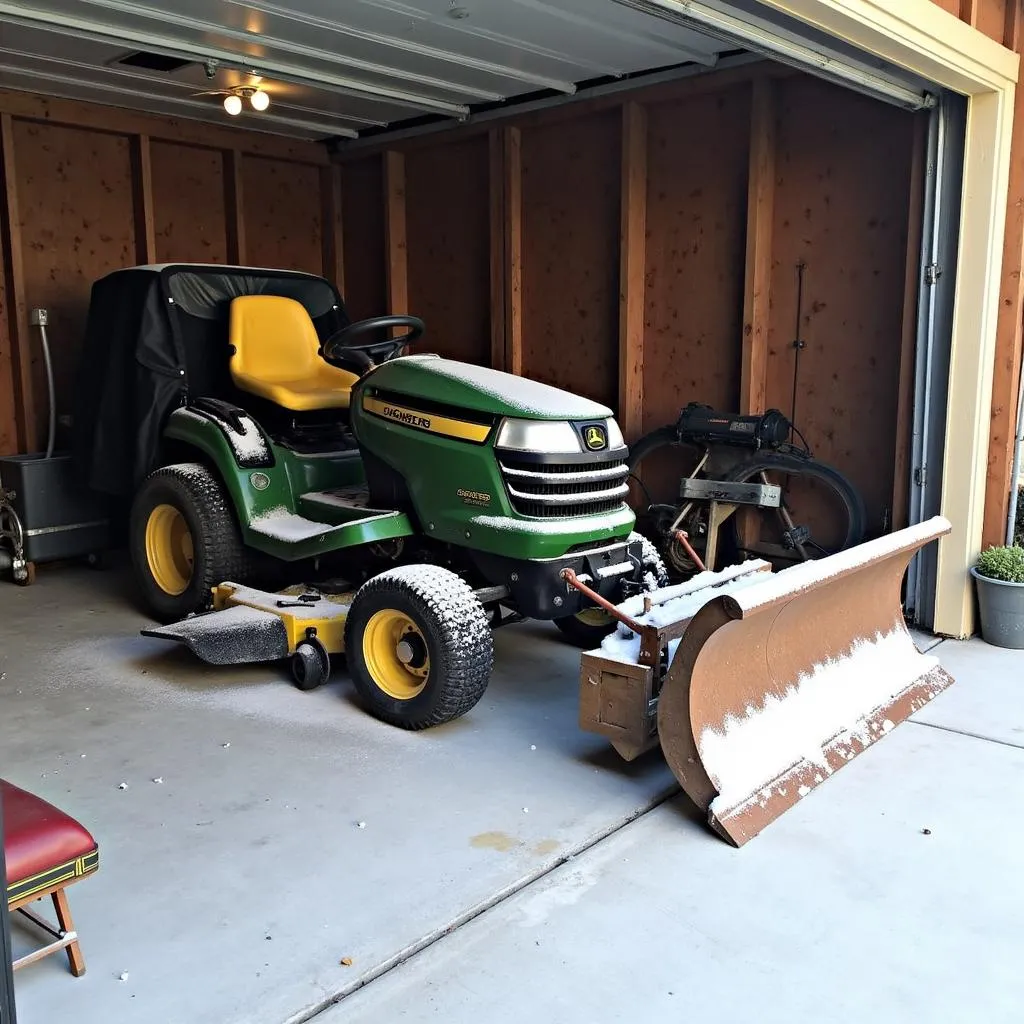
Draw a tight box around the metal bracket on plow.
[576,560,774,761]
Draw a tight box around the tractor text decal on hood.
[383,406,431,429]
[362,396,492,444]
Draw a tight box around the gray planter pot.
[971,567,1024,649]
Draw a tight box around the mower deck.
[142,583,353,666]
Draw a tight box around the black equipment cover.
[72,264,347,497]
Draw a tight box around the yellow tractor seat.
[228,295,359,411]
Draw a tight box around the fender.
[163,406,292,544]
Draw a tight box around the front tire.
[553,532,668,649]
[129,463,251,623]
[344,565,494,730]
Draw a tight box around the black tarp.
[72,264,347,498]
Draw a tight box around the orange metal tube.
[673,530,706,573]
[560,568,645,634]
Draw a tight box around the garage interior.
[1,2,1022,1023]
[0,1,945,554]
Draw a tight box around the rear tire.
[129,463,251,623]
[345,565,494,730]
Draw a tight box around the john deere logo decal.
[584,425,607,451]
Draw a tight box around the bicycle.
[626,403,866,578]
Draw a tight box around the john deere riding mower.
[73,264,663,729]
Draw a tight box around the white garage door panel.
[610,0,937,109]
[0,1,948,136]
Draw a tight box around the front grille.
[498,455,629,518]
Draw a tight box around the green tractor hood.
[359,355,613,421]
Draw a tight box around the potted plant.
[971,544,1024,649]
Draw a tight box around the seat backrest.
[229,295,321,385]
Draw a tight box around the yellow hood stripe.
[362,396,491,443]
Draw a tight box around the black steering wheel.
[321,315,425,374]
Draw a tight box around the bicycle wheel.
[723,452,866,566]
[626,426,710,575]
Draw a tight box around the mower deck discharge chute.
[580,516,955,846]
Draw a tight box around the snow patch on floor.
[701,627,942,817]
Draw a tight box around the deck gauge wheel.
[291,635,331,691]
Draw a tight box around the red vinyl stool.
[3,780,99,976]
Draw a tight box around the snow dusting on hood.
[422,360,611,418]
[378,356,612,420]
[701,626,942,817]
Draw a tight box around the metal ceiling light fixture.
[611,0,936,111]
[207,85,269,116]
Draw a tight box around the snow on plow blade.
[657,516,955,847]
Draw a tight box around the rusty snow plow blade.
[657,516,955,847]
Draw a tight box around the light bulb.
[223,94,242,116]
[249,89,270,112]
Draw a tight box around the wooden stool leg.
[51,890,86,977]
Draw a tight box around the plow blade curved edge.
[657,516,955,847]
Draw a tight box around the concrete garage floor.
[2,562,1022,1024]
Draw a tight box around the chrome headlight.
[494,419,581,454]
[605,417,625,450]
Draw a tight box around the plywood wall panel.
[151,142,228,264]
[406,137,490,364]
[977,0,1009,39]
[241,155,322,275]
[341,156,386,322]
[766,77,914,537]
[0,241,15,455]
[13,120,135,446]
[643,86,751,433]
[520,111,620,408]
[930,0,961,15]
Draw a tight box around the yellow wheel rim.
[362,609,430,701]
[576,607,612,627]
[145,503,194,596]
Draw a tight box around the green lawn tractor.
[73,264,665,730]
